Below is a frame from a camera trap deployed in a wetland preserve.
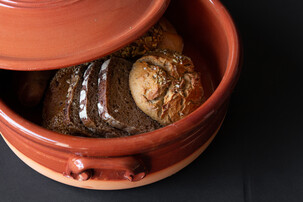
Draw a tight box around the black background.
[1,0,303,201]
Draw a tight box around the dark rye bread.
[79,61,127,138]
[98,57,160,134]
[43,65,94,137]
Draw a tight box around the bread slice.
[43,65,94,137]
[79,61,127,138]
[98,57,160,134]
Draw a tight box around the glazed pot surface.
[0,0,170,70]
[0,0,240,189]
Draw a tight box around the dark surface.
[1,0,303,201]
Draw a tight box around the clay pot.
[0,0,240,190]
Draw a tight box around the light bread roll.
[129,50,204,125]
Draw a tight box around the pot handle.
[65,156,146,182]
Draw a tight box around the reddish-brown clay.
[0,0,240,189]
[65,156,146,182]
[0,0,170,70]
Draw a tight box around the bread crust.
[79,62,96,129]
[129,50,204,125]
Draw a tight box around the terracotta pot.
[0,0,240,190]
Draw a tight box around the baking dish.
[0,0,240,190]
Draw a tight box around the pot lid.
[0,0,170,70]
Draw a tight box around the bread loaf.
[129,50,204,125]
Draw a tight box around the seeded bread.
[113,18,183,59]
[157,18,184,53]
[98,57,160,134]
[43,65,94,137]
[79,61,128,138]
[129,50,204,126]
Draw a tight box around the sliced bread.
[43,65,94,137]
[98,57,160,134]
[79,61,128,138]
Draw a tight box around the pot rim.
[0,0,240,156]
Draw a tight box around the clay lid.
[0,0,170,70]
